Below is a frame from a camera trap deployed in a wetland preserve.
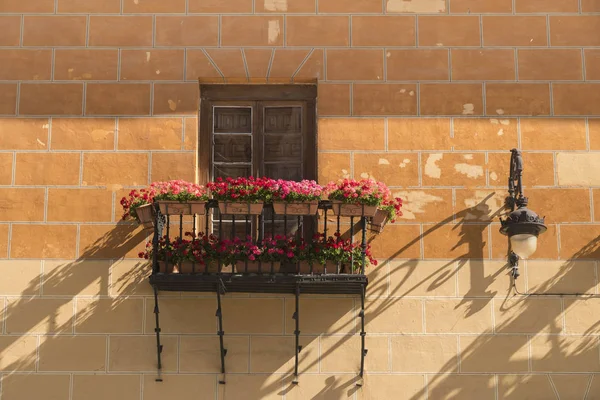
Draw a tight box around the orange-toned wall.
[1,0,600,399]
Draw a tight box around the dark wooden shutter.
[199,85,317,239]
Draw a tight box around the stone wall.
[1,0,600,399]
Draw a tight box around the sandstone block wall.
[1,0,600,399]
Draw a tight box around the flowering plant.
[325,178,389,206]
[207,177,276,203]
[121,188,153,221]
[269,180,323,203]
[380,197,403,222]
[224,235,299,264]
[139,232,230,267]
[311,233,377,272]
[139,236,202,265]
[152,180,208,202]
[121,180,207,221]
[261,235,309,263]
[224,236,263,263]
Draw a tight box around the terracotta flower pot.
[219,202,264,215]
[298,261,328,274]
[235,260,280,273]
[272,201,319,216]
[369,209,390,233]
[135,203,154,230]
[330,201,378,217]
[157,200,206,215]
[157,261,176,274]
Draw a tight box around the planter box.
[158,261,218,274]
[297,261,328,275]
[235,260,280,274]
[135,203,154,230]
[272,201,319,216]
[219,202,264,215]
[331,201,378,217]
[369,209,390,233]
[157,200,206,216]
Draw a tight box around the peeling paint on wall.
[264,0,288,11]
[462,190,504,220]
[378,158,390,165]
[387,0,446,13]
[462,104,474,115]
[268,20,281,44]
[393,190,444,219]
[424,154,443,179]
[454,163,484,179]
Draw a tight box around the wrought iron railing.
[150,199,371,277]
[148,199,370,386]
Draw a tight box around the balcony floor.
[150,273,368,295]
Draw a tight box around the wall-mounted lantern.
[499,149,547,279]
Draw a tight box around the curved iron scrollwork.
[506,148,526,210]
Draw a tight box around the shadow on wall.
[2,196,600,399]
[1,224,148,372]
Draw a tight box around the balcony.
[148,200,371,295]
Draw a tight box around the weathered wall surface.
[1,0,600,399]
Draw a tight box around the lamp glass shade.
[509,233,538,259]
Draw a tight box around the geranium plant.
[140,233,226,273]
[270,180,323,202]
[152,180,208,202]
[326,178,388,206]
[121,188,153,222]
[380,197,403,222]
[151,180,208,215]
[311,233,377,273]
[207,176,275,203]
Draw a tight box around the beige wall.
[1,0,600,399]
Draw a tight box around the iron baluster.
[361,216,367,275]
[292,283,302,384]
[165,214,171,271]
[205,202,210,234]
[232,214,236,240]
[216,280,227,384]
[357,283,367,386]
[297,215,302,274]
[218,211,223,273]
[151,203,163,274]
[335,212,342,274]
[323,205,328,240]
[152,285,163,382]
[179,214,184,273]
[349,216,355,274]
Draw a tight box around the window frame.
[198,84,318,238]
[198,84,318,187]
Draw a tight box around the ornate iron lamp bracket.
[500,149,547,279]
